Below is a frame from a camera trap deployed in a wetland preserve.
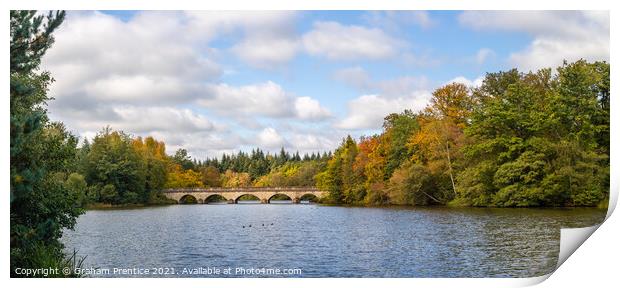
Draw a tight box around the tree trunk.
[445,141,457,197]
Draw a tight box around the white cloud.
[42,11,307,110]
[56,106,217,135]
[161,131,246,159]
[448,76,484,88]
[336,93,431,130]
[364,11,436,31]
[459,11,609,71]
[332,67,432,130]
[200,81,331,121]
[288,133,340,153]
[257,127,287,149]
[232,37,299,69]
[333,66,373,90]
[83,75,207,104]
[39,11,441,158]
[475,48,495,64]
[185,11,300,69]
[43,11,221,104]
[334,66,429,97]
[294,97,332,120]
[184,11,297,39]
[111,107,216,133]
[200,81,291,118]
[374,76,430,98]
[302,21,402,60]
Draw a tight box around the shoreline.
[83,201,609,211]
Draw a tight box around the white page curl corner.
[557,225,601,269]
[522,224,604,287]
[551,173,618,278]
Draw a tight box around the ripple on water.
[62,205,606,278]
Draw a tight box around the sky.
[40,10,610,159]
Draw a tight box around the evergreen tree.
[10,10,83,276]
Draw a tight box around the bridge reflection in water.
[162,187,326,204]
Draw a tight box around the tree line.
[72,131,331,205]
[163,147,331,189]
[317,60,610,207]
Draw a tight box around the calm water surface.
[62,203,606,277]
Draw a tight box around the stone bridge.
[162,187,326,204]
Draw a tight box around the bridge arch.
[204,194,227,204]
[268,193,293,204]
[235,194,261,204]
[163,187,325,204]
[179,194,198,204]
[299,193,319,203]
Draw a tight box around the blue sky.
[41,11,609,159]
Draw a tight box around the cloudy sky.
[41,10,609,159]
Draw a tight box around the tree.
[316,136,359,204]
[82,128,147,204]
[388,161,444,205]
[382,110,419,177]
[10,10,84,276]
[165,164,203,188]
[221,170,251,188]
[200,166,221,187]
[253,161,323,187]
[172,148,195,170]
[132,136,168,202]
[358,135,388,204]
[65,173,88,207]
[455,60,609,207]
[406,83,473,202]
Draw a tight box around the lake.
[61,203,606,277]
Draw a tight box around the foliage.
[455,60,609,207]
[254,161,324,187]
[133,137,168,200]
[315,61,609,208]
[200,166,221,187]
[80,128,147,204]
[221,170,252,188]
[165,165,203,188]
[10,10,86,277]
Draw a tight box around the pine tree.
[10,10,84,276]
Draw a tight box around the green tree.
[10,10,84,276]
[172,148,195,170]
[316,136,359,204]
[456,60,609,207]
[83,127,147,204]
[65,173,88,207]
[382,110,419,178]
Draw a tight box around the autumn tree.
[221,170,252,188]
[406,83,473,202]
[165,164,203,188]
[132,136,168,202]
[200,166,221,187]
